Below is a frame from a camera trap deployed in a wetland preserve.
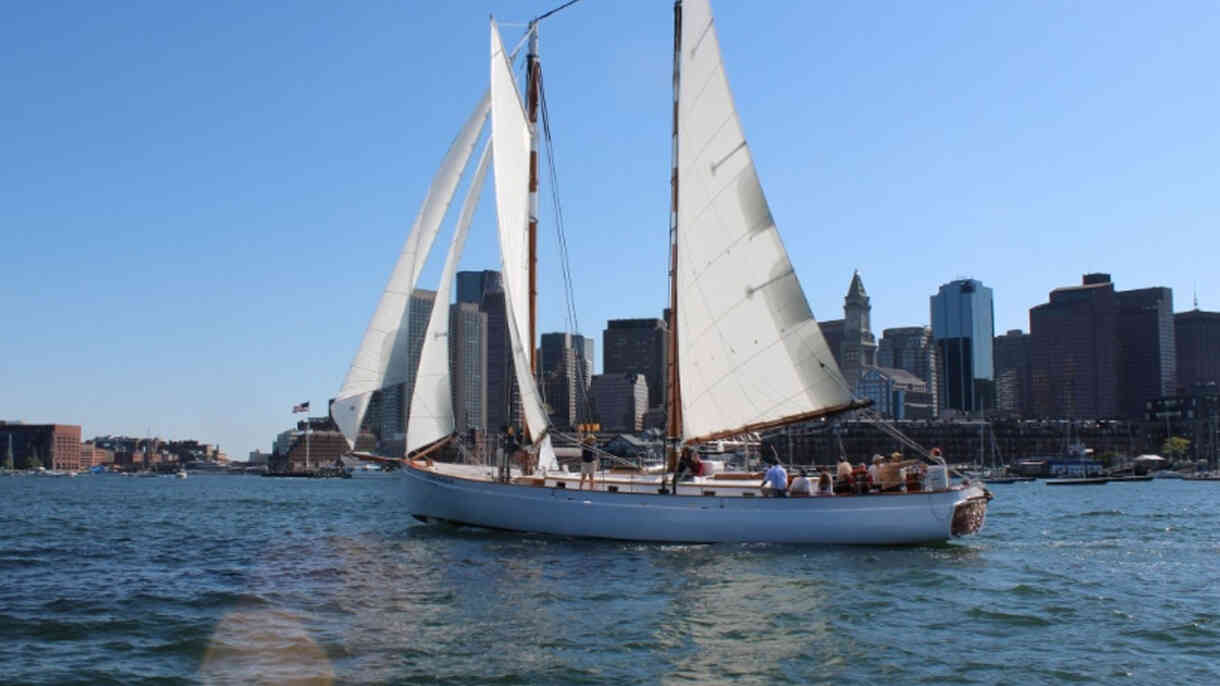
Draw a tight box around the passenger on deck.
[789,470,813,497]
[816,471,834,496]
[878,451,919,492]
[834,457,854,495]
[868,455,882,489]
[836,456,853,481]
[578,435,598,490]
[676,447,699,482]
[761,461,788,497]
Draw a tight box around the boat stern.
[951,484,992,537]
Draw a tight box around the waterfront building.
[994,329,1033,417]
[79,441,114,469]
[1030,274,1119,418]
[931,279,995,415]
[603,318,667,411]
[855,367,934,419]
[0,422,81,470]
[1116,287,1176,418]
[450,302,488,434]
[878,326,938,415]
[840,271,878,386]
[590,373,648,432]
[1031,274,1176,420]
[1175,309,1220,390]
[815,272,877,387]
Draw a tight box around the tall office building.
[1116,287,1176,418]
[456,270,502,306]
[1030,274,1119,418]
[378,289,436,454]
[449,302,488,433]
[1031,274,1176,419]
[590,373,648,432]
[878,326,938,415]
[993,329,1032,417]
[604,318,667,410]
[930,279,995,414]
[1176,309,1220,389]
[456,270,519,432]
[540,332,591,429]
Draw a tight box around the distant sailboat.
[332,0,990,544]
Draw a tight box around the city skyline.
[4,1,1218,458]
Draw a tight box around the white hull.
[400,463,989,545]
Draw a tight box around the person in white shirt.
[789,470,813,497]
[868,455,882,491]
[761,462,788,497]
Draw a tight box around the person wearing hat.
[868,455,883,490]
[878,451,919,492]
[578,434,598,490]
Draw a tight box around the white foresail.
[490,19,557,471]
[675,0,853,441]
[406,141,492,454]
[332,93,491,449]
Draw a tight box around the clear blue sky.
[3,1,1217,459]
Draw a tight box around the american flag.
[292,401,310,413]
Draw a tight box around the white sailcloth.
[490,19,556,470]
[675,0,852,441]
[332,93,491,449]
[406,140,492,454]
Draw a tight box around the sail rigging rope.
[538,71,595,423]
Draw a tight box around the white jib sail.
[332,93,491,449]
[490,19,556,471]
[406,140,491,454]
[675,0,852,441]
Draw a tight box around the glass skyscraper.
[930,279,995,414]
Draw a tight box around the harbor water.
[1,474,1218,685]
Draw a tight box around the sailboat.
[331,0,990,544]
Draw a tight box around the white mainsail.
[332,94,491,449]
[406,140,492,454]
[490,19,556,470]
[675,0,853,441]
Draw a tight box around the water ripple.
[1,475,1218,684]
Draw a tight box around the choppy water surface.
[1,474,1218,685]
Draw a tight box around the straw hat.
[890,451,902,460]
[583,434,596,444]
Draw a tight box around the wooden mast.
[665,0,683,473]
[525,21,541,441]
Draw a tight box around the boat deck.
[421,461,955,498]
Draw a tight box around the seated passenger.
[836,456,853,481]
[816,471,834,496]
[852,463,870,494]
[789,470,813,497]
